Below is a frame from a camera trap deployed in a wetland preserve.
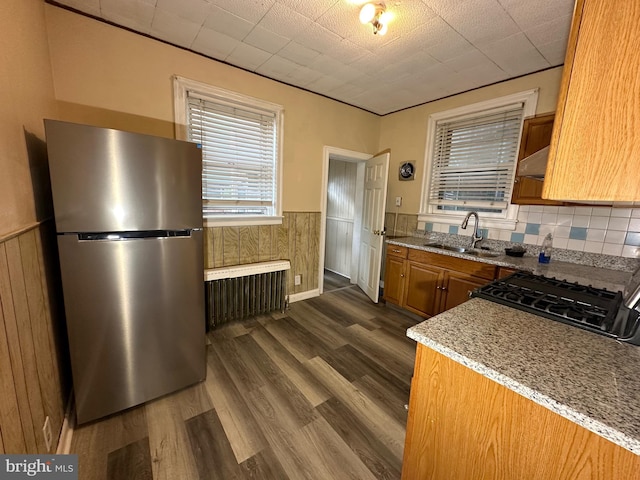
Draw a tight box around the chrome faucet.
[461,211,483,249]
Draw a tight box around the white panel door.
[357,151,390,303]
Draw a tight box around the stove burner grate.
[472,271,623,339]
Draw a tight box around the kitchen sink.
[424,242,501,258]
[467,250,501,258]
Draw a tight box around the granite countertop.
[407,298,640,455]
[387,235,637,292]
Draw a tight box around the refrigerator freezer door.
[45,120,202,233]
[57,231,205,424]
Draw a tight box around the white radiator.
[204,260,290,329]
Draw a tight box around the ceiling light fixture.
[359,2,388,35]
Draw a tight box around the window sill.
[203,215,283,228]
[418,213,517,231]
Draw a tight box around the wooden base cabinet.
[402,344,640,480]
[403,261,442,317]
[383,246,496,318]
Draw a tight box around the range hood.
[517,146,549,178]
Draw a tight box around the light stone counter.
[407,298,640,455]
[387,235,637,292]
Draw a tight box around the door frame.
[319,146,372,295]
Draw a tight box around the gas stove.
[471,271,640,345]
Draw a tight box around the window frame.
[173,75,284,227]
[419,89,539,230]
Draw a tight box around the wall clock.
[399,161,415,181]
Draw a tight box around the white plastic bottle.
[538,233,553,264]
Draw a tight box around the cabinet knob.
[400,274,405,277]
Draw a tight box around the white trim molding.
[419,89,539,231]
[288,289,320,303]
[319,146,373,295]
[173,75,284,226]
[204,260,290,281]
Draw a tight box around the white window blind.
[187,93,278,217]
[428,105,523,213]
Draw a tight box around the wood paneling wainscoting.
[204,212,320,295]
[0,221,69,453]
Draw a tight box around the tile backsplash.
[421,206,640,259]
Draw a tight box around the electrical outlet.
[395,196,402,207]
[43,416,52,452]
[294,274,301,286]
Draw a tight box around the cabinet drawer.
[386,244,408,259]
[408,249,496,280]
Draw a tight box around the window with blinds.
[427,105,524,214]
[187,93,279,217]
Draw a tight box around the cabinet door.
[543,0,640,202]
[511,114,562,206]
[383,256,405,306]
[442,272,488,312]
[403,262,443,317]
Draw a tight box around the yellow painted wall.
[0,0,58,238]
[379,67,564,213]
[44,5,381,213]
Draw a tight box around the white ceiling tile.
[499,0,575,30]
[387,1,437,32]
[285,66,323,86]
[306,75,345,94]
[459,62,509,85]
[495,51,550,76]
[438,0,521,44]
[256,55,300,78]
[350,54,384,76]
[477,32,550,75]
[524,14,571,48]
[327,82,366,99]
[277,42,321,66]
[316,1,363,38]
[59,0,101,16]
[150,8,202,47]
[347,25,401,52]
[309,54,346,76]
[192,27,240,60]
[443,49,492,73]
[155,0,211,24]
[203,6,255,41]
[101,0,154,26]
[331,64,363,82]
[324,39,369,64]
[292,22,343,52]
[226,43,272,71]
[276,0,340,20]
[243,26,291,54]
[375,52,440,83]
[206,0,276,23]
[257,2,313,38]
[61,0,574,114]
[536,39,568,66]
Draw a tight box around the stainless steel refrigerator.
[44,119,206,424]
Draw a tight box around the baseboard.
[56,392,75,454]
[288,289,320,303]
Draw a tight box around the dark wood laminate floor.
[69,286,419,480]
[323,269,352,292]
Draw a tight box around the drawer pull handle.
[392,249,402,253]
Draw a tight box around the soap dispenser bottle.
[538,233,553,264]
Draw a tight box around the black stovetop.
[471,271,640,345]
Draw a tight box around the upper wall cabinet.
[543,0,640,202]
[511,113,563,206]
